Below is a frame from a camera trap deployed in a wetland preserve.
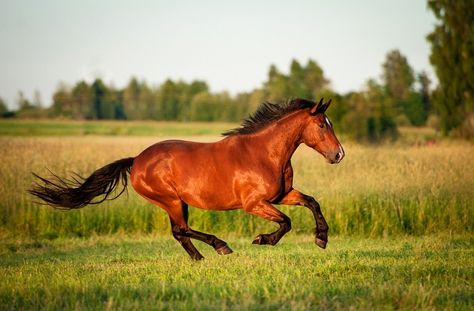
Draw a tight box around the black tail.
[28,157,135,210]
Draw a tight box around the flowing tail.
[28,157,135,210]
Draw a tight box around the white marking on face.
[325,116,332,128]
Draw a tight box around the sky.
[0,0,436,109]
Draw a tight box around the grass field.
[0,119,234,137]
[1,136,472,238]
[0,234,472,310]
[0,120,473,310]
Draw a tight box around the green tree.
[90,79,108,119]
[381,50,429,125]
[0,97,8,117]
[71,81,92,119]
[264,59,330,101]
[418,71,431,117]
[427,0,474,135]
[341,80,397,143]
[51,84,73,117]
[304,59,329,99]
[382,49,415,102]
[16,91,33,111]
[264,64,289,100]
[123,78,154,120]
[158,80,180,120]
[189,91,219,121]
[288,60,307,97]
[122,78,141,120]
[179,80,209,121]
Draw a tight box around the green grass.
[0,234,472,310]
[1,121,473,310]
[1,136,472,238]
[0,119,235,137]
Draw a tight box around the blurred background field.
[1,121,472,240]
[0,119,234,137]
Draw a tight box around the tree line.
[0,49,432,143]
[1,0,472,140]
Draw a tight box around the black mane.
[222,98,315,136]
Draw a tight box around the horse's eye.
[319,123,325,128]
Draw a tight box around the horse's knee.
[171,223,188,238]
[280,216,292,233]
[305,196,320,209]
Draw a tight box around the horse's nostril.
[335,153,341,161]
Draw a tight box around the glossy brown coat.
[29,98,344,260]
[130,98,344,259]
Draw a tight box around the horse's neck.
[253,111,305,167]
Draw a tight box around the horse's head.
[301,98,345,164]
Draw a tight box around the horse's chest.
[261,165,294,201]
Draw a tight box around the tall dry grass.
[0,136,472,238]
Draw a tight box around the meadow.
[0,120,473,310]
[0,235,472,310]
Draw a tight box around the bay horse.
[29,98,345,260]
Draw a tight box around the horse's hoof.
[252,235,263,245]
[216,245,233,255]
[316,238,327,249]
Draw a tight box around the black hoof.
[253,234,273,245]
[252,234,276,245]
[216,245,233,255]
[315,238,327,249]
[252,234,264,245]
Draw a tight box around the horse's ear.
[322,99,332,112]
[310,98,324,115]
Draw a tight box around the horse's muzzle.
[327,146,345,164]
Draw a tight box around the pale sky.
[0,0,436,109]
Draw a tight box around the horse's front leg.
[243,201,291,246]
[276,188,329,249]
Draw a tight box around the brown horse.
[29,98,344,260]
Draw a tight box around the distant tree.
[180,80,209,120]
[158,79,180,120]
[248,89,265,113]
[51,84,73,117]
[0,97,8,117]
[122,78,154,120]
[16,91,46,118]
[264,59,330,101]
[33,90,42,108]
[325,93,347,130]
[304,59,330,99]
[341,80,397,143]
[417,71,431,116]
[427,0,474,135]
[122,78,141,119]
[288,59,307,97]
[16,91,32,111]
[71,81,92,119]
[366,80,397,141]
[381,50,429,125]
[382,49,415,102]
[90,79,108,119]
[189,91,219,121]
[264,64,289,101]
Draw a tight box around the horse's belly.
[177,177,241,210]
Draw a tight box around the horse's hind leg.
[178,204,233,255]
[170,220,204,260]
[168,202,232,257]
[140,195,204,260]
